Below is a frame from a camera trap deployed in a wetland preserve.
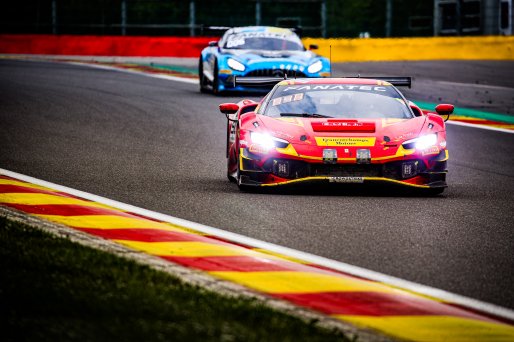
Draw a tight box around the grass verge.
[0,215,352,342]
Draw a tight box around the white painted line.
[66,61,199,85]
[1,167,513,322]
[446,120,514,134]
[436,80,514,92]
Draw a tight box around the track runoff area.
[1,61,514,340]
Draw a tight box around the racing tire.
[235,151,253,192]
[227,138,237,182]
[212,61,221,95]
[236,152,243,188]
[198,57,209,93]
[236,174,253,192]
[227,158,237,183]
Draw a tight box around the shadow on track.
[209,179,448,198]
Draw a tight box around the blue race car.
[198,26,330,94]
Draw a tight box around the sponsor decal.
[272,93,303,106]
[293,93,304,101]
[227,30,296,44]
[249,144,269,154]
[381,118,408,128]
[282,85,387,92]
[329,176,364,183]
[275,117,305,127]
[229,122,237,143]
[311,121,376,132]
[271,130,294,140]
[226,37,246,48]
[393,132,416,141]
[402,162,417,178]
[265,26,294,35]
[315,137,376,147]
[421,146,440,155]
[324,121,361,127]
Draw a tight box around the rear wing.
[200,25,232,35]
[359,76,411,88]
[232,76,288,88]
[232,76,412,88]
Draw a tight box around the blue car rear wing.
[233,76,412,88]
[232,77,286,88]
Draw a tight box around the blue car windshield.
[263,84,414,119]
[224,34,304,51]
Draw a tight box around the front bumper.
[238,149,448,189]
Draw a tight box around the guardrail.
[1,34,514,61]
[304,36,514,62]
[0,35,214,58]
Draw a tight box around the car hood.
[222,49,317,65]
[249,115,428,157]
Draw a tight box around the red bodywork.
[222,78,450,193]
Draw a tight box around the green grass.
[0,216,352,342]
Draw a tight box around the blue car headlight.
[307,60,323,74]
[227,58,246,72]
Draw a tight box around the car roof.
[278,78,393,86]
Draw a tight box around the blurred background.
[1,0,512,38]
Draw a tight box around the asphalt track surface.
[332,61,514,115]
[1,60,513,310]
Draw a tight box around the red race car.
[219,77,453,194]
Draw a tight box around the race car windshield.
[224,34,304,51]
[263,84,414,119]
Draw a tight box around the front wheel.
[198,58,209,93]
[235,157,255,192]
[227,155,237,183]
[212,61,221,95]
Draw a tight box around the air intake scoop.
[311,120,376,133]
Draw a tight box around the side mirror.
[208,41,218,47]
[309,44,318,50]
[435,104,454,122]
[219,102,239,117]
[219,103,239,115]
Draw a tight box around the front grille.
[267,159,425,180]
[245,69,307,77]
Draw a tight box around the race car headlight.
[402,134,438,150]
[250,132,289,151]
[307,60,323,74]
[227,58,246,72]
